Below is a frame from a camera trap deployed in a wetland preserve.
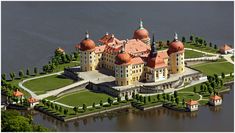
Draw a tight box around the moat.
[3,83,232,132]
[2,2,234,132]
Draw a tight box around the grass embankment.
[35,100,130,121]
[23,75,75,95]
[52,89,114,106]
[5,61,80,97]
[190,60,234,76]
[184,42,218,54]
[185,49,212,59]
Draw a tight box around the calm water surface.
[1,1,234,75]
[1,2,234,132]
[17,84,233,132]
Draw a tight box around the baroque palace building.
[76,20,185,86]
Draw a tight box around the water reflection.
[3,83,233,131]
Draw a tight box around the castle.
[76,20,185,86]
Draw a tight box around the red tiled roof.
[56,47,64,53]
[147,55,167,69]
[13,89,24,97]
[210,95,222,100]
[28,97,38,103]
[124,39,150,54]
[98,33,112,44]
[186,99,198,106]
[94,45,106,53]
[220,44,232,51]
[131,57,144,65]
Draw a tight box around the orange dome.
[115,53,132,65]
[167,40,184,55]
[80,39,96,51]
[133,28,149,40]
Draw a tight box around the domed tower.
[79,32,96,71]
[133,19,150,45]
[167,33,185,74]
[115,42,132,86]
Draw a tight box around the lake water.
[16,83,233,132]
[1,1,234,75]
[1,1,234,132]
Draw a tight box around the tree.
[59,106,62,112]
[214,44,217,49]
[166,40,170,45]
[221,72,225,79]
[26,68,30,76]
[2,110,49,132]
[175,97,179,105]
[166,94,170,101]
[135,94,139,101]
[107,97,113,106]
[171,96,175,103]
[125,94,129,101]
[209,42,212,47]
[50,102,54,109]
[200,84,204,92]
[55,104,58,111]
[132,92,136,99]
[2,73,6,80]
[193,87,197,93]
[10,72,15,81]
[190,35,194,42]
[19,70,24,79]
[117,96,121,103]
[144,97,147,104]
[148,96,151,102]
[157,94,161,101]
[182,36,186,43]
[208,86,213,95]
[73,107,78,114]
[93,103,96,108]
[83,104,87,111]
[100,100,103,107]
[173,91,178,98]
[162,93,166,101]
[42,99,46,106]
[34,67,38,75]
[220,79,224,87]
[64,109,68,115]
[182,98,185,106]
[140,95,143,102]
[42,65,49,73]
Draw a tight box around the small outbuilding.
[209,95,222,106]
[186,99,199,112]
[28,97,39,108]
[55,47,65,55]
[219,44,233,54]
[12,89,24,104]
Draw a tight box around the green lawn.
[179,83,203,92]
[53,61,79,72]
[185,50,211,59]
[55,89,114,106]
[190,61,234,76]
[23,75,75,95]
[185,42,218,54]
[177,92,200,101]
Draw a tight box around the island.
[1,19,234,123]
